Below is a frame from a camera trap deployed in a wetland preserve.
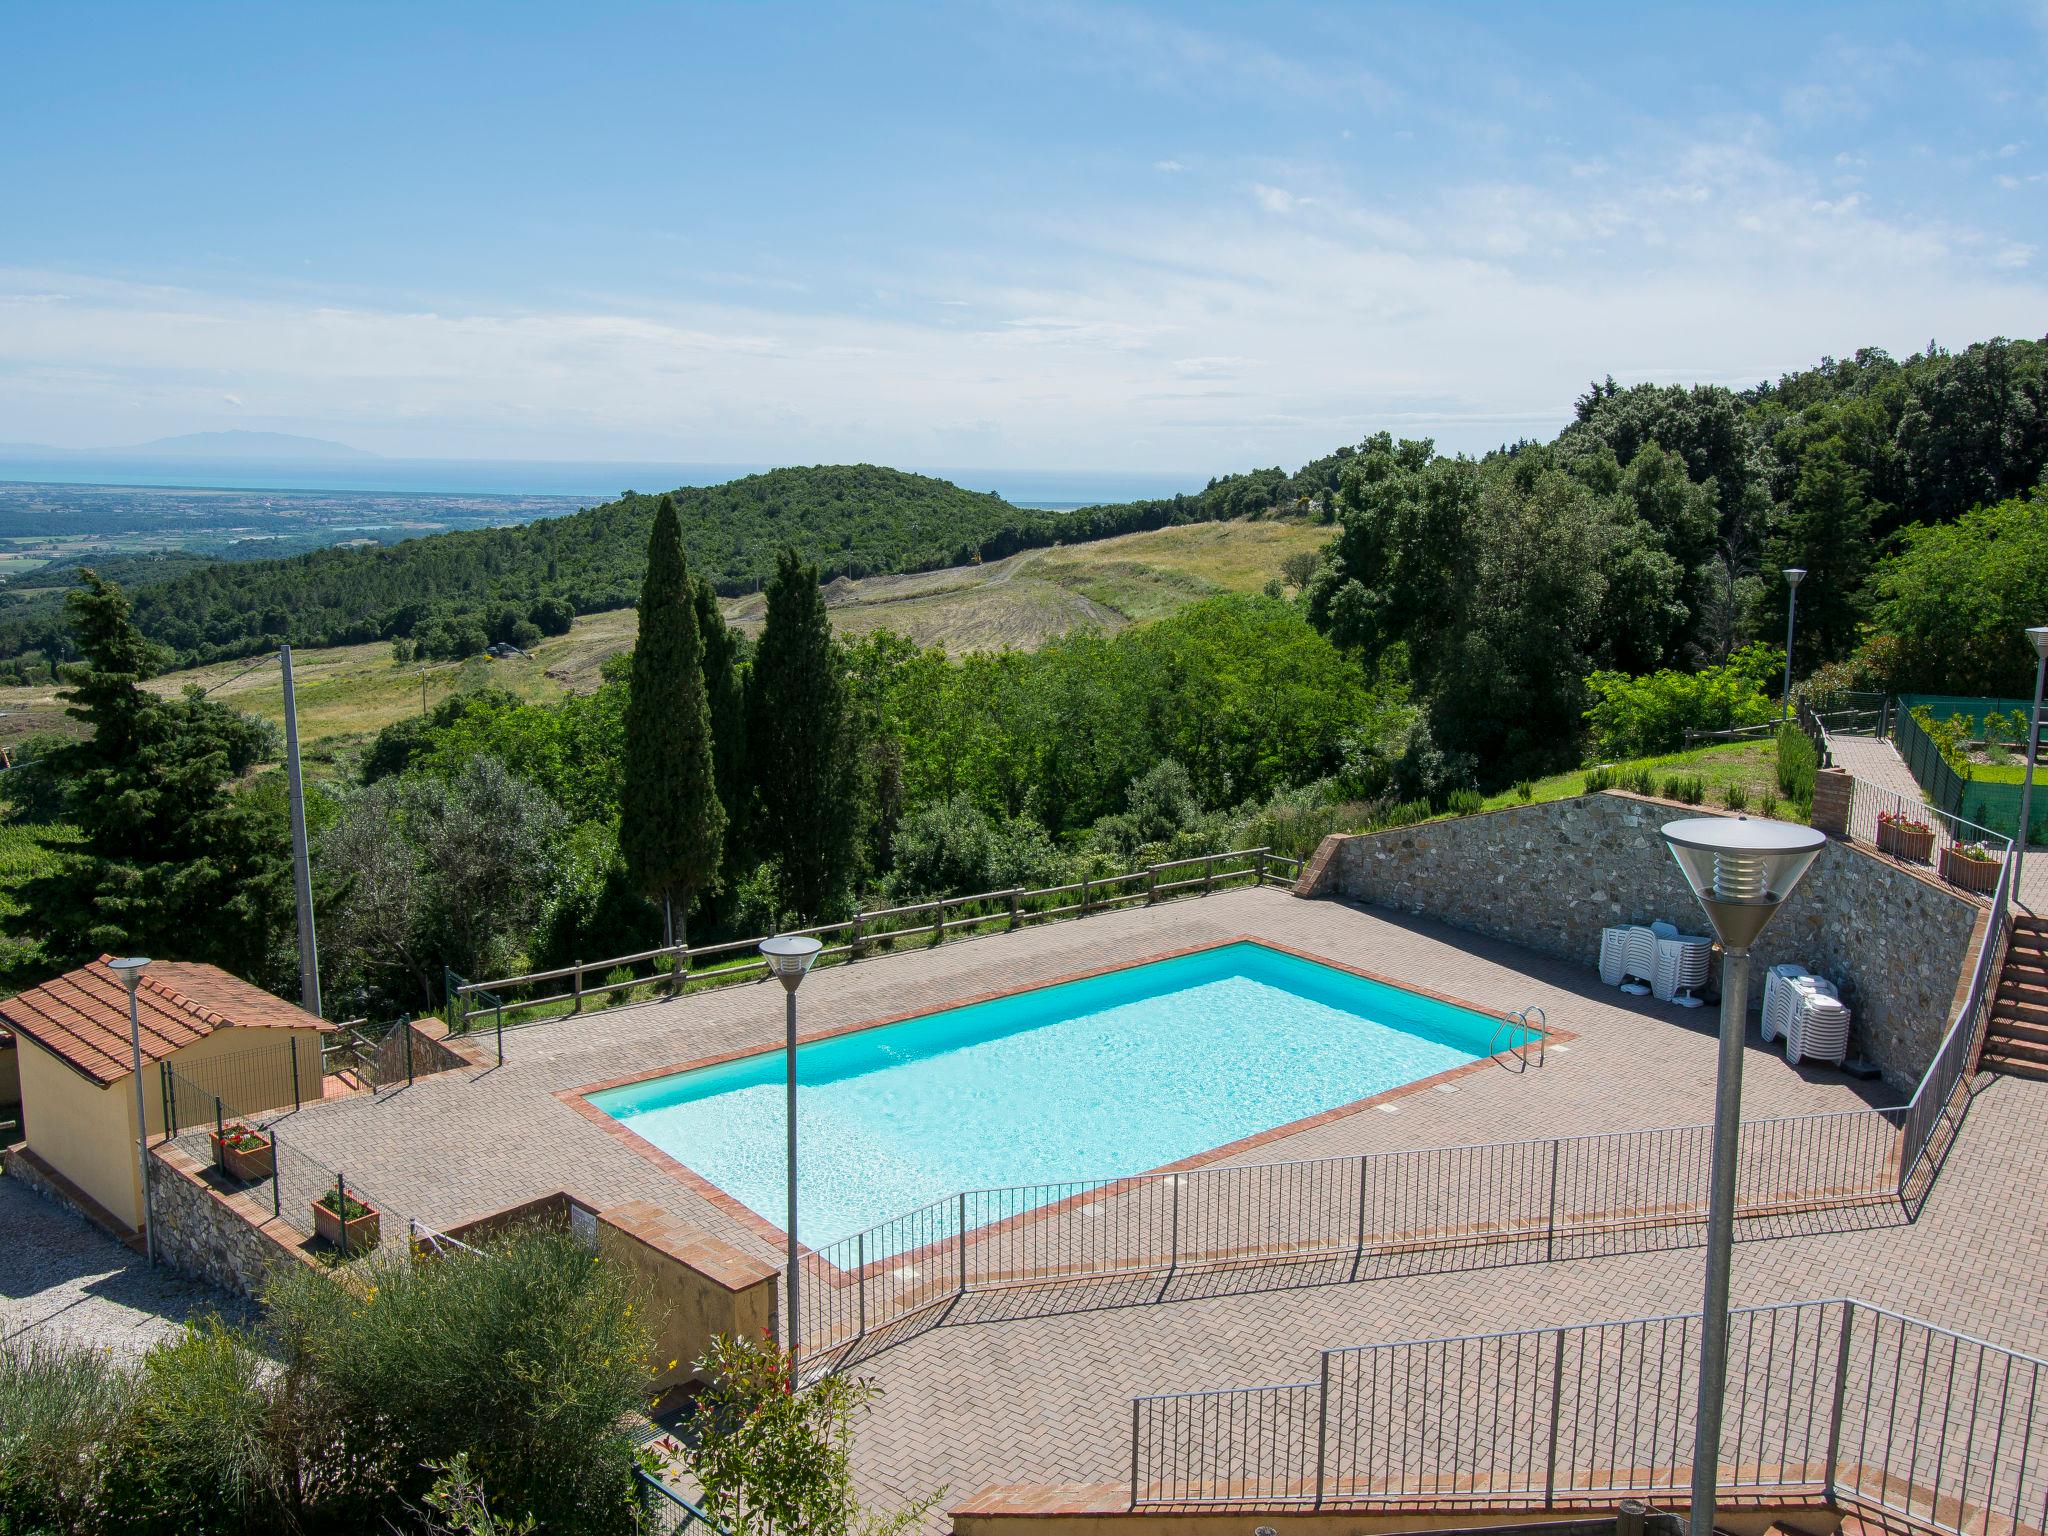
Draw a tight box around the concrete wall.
[20,1024,328,1230]
[19,1037,138,1229]
[1302,791,1983,1089]
[596,1199,778,1392]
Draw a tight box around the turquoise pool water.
[590,941,1503,1245]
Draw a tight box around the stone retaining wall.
[147,1142,320,1297]
[1301,791,1984,1089]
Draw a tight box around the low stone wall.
[147,1142,321,1297]
[1301,791,1985,1090]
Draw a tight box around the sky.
[2,1,2045,477]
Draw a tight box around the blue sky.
[2,1,2044,473]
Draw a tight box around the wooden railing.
[454,846,1298,1035]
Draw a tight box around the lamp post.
[1660,817,1824,1536]
[2015,626,2048,901]
[760,933,823,1371]
[1780,569,1807,719]
[109,956,155,1266]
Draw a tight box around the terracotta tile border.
[555,935,1577,1279]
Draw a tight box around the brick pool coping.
[555,934,1577,1279]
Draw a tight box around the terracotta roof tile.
[0,955,334,1086]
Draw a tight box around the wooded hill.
[0,460,1333,668]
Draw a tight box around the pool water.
[590,940,1506,1245]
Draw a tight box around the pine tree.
[746,549,859,922]
[619,496,726,948]
[26,571,291,981]
[1760,437,1875,665]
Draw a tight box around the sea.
[0,453,1205,511]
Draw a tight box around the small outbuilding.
[0,955,334,1233]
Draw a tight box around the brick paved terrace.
[226,883,2048,1526]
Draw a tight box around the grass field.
[0,515,1333,762]
[1478,740,1789,813]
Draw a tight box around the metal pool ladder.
[1490,1005,1547,1071]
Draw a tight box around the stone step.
[1983,1022,2048,1059]
[1991,995,2048,1028]
[1979,1051,2048,1082]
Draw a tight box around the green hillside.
[0,459,1329,668]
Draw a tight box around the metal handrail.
[1128,1292,2048,1534]
[1488,1006,1547,1071]
[635,1470,726,1535]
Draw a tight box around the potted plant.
[210,1121,274,1183]
[1939,840,2001,893]
[1876,809,1936,863]
[312,1180,380,1252]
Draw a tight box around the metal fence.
[635,1471,723,1535]
[455,847,1296,1037]
[1130,1295,2048,1536]
[793,1104,1912,1369]
[1845,776,2012,889]
[160,1054,414,1260]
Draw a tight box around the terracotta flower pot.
[1939,845,2000,893]
[1878,821,1935,862]
[312,1197,381,1252]
[211,1131,274,1183]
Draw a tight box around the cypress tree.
[620,496,725,948]
[693,576,749,884]
[746,549,859,921]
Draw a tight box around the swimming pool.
[588,940,1510,1245]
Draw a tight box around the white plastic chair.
[1761,964,1809,1043]
[1788,992,1851,1066]
[1654,935,1712,1008]
[1621,926,1658,996]
[1599,926,1630,987]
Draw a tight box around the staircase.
[1982,913,2048,1080]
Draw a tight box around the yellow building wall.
[18,1037,138,1228]
[19,1025,327,1231]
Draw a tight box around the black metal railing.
[793,1104,1910,1371]
[1128,1295,2048,1536]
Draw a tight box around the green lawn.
[1478,740,1790,814]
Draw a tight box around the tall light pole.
[110,956,155,1266]
[2014,626,2048,900]
[1660,817,1824,1536]
[1780,569,1807,719]
[760,933,823,1372]
[280,644,321,1017]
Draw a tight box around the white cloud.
[0,134,2039,470]
[1153,159,1185,173]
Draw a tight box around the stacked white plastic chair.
[1620,926,1659,996]
[1652,933,1713,1008]
[1599,926,1630,987]
[1787,980,1851,1066]
[1761,963,1810,1043]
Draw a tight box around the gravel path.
[0,1176,249,1354]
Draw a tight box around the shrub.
[1776,723,1818,803]
[1722,783,1750,811]
[1582,643,1782,759]
[0,1334,133,1535]
[1583,765,1616,794]
[685,1334,936,1536]
[1443,789,1483,817]
[116,1321,293,1534]
[1381,798,1434,828]
[1623,765,1657,797]
[1759,791,1781,818]
[1660,774,1706,805]
[265,1224,653,1532]
[1514,780,1535,802]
